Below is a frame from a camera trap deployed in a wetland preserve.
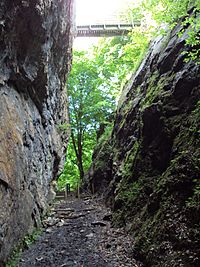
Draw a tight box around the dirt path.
[18,196,143,267]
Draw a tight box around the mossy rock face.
[88,16,200,267]
[85,126,114,195]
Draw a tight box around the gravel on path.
[18,196,143,267]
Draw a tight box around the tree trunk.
[71,131,84,180]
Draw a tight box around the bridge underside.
[76,23,140,37]
[77,29,130,37]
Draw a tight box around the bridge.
[76,22,140,37]
[74,0,141,37]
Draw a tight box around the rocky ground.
[17,195,143,267]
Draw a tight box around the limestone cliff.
[0,0,74,263]
[89,20,200,266]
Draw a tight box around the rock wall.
[89,20,200,266]
[0,0,74,263]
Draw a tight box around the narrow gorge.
[0,0,199,267]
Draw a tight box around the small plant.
[23,228,42,249]
[5,228,42,267]
[5,248,22,267]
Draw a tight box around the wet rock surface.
[18,197,142,267]
[0,0,74,263]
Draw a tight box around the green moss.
[113,141,142,220]
[94,139,112,170]
[95,123,113,151]
[5,249,22,267]
[121,141,140,178]
[89,123,114,175]
[124,181,141,201]
[186,182,200,209]
[140,72,175,111]
[188,100,200,135]
[115,180,142,206]
[130,97,200,261]
[139,72,159,110]
[156,100,200,193]
[116,100,134,131]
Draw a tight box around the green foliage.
[6,228,42,267]
[139,0,200,62]
[66,50,115,182]
[58,50,116,188]
[68,51,115,130]
[59,28,150,188]
[23,228,42,249]
[6,249,22,267]
[92,30,150,92]
[57,134,95,191]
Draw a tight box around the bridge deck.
[76,22,141,37]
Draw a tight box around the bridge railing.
[75,20,141,37]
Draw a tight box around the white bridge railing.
[75,21,141,37]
